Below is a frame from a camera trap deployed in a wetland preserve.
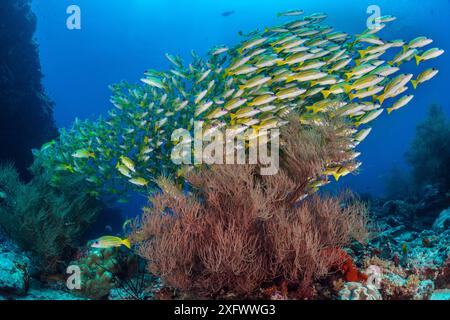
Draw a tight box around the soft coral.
[325,248,367,282]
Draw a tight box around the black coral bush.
[132,121,368,298]
[0,159,102,273]
[406,104,450,194]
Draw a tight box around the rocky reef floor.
[1,199,448,300]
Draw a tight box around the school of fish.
[34,10,443,201]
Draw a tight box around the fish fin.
[322,90,331,99]
[402,45,409,53]
[358,50,366,58]
[239,85,245,91]
[411,80,418,89]
[387,107,394,115]
[264,27,269,33]
[122,239,131,249]
[414,54,421,66]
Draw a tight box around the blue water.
[31,0,450,200]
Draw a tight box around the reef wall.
[0,0,57,180]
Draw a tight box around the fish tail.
[348,93,355,101]
[387,60,394,66]
[285,76,295,83]
[402,45,409,53]
[358,50,366,58]
[275,59,285,66]
[355,59,361,66]
[274,47,284,54]
[345,73,352,80]
[411,80,418,89]
[322,90,331,99]
[122,238,131,249]
[387,107,394,115]
[332,173,341,182]
[375,94,385,105]
[237,48,244,55]
[414,54,422,66]
[230,113,237,120]
[343,84,352,94]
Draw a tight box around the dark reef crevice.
[0,0,57,181]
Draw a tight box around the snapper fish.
[404,36,433,51]
[277,9,304,17]
[387,94,414,114]
[414,48,444,65]
[411,68,439,89]
[72,149,95,159]
[129,177,149,187]
[91,236,131,249]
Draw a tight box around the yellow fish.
[91,236,131,249]
[72,149,95,159]
[411,68,439,89]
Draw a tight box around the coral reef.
[69,246,152,300]
[348,199,450,300]
[339,282,382,300]
[0,160,102,273]
[132,122,368,299]
[0,0,57,181]
[0,228,83,300]
[0,5,447,301]
[0,231,31,296]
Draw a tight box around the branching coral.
[132,122,368,298]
